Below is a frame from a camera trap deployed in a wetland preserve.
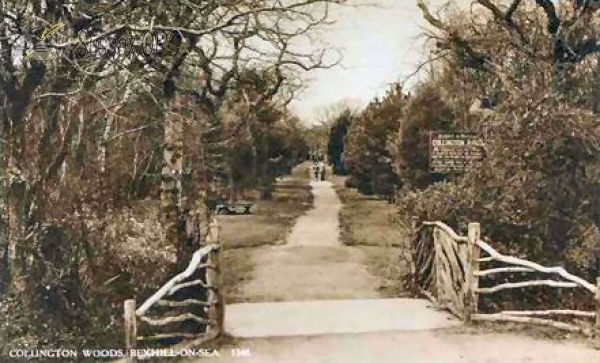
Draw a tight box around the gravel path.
[186,179,600,363]
[240,180,381,302]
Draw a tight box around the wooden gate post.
[595,277,600,334]
[206,218,225,337]
[465,222,481,322]
[214,218,225,333]
[212,217,220,244]
[407,216,419,293]
[433,227,444,304]
[124,299,137,360]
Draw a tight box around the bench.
[215,202,254,215]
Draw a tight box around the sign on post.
[429,131,485,173]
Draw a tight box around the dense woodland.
[0,0,341,351]
[328,0,600,311]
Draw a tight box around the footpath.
[188,180,600,363]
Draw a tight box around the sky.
[288,0,470,124]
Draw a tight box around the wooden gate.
[411,221,480,321]
[411,220,600,334]
[122,218,224,361]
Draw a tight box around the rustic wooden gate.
[122,218,224,361]
[411,221,479,320]
[411,220,600,334]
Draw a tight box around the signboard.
[429,131,485,173]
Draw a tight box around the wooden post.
[433,228,445,304]
[213,217,225,333]
[410,216,419,236]
[205,218,224,336]
[596,277,600,334]
[205,248,217,336]
[215,233,225,334]
[407,216,419,293]
[212,217,220,245]
[465,222,481,322]
[124,299,137,359]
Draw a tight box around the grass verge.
[220,165,313,303]
[330,175,410,298]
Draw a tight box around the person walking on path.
[318,160,326,181]
[312,162,319,181]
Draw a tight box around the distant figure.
[312,162,319,181]
[318,160,326,181]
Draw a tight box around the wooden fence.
[123,218,224,360]
[411,220,600,334]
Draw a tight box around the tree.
[0,0,346,349]
[327,108,355,175]
[220,72,309,200]
[397,1,600,304]
[344,84,406,200]
[394,83,454,189]
[304,121,330,160]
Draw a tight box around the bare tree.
[0,0,346,292]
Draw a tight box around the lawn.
[330,175,411,298]
[220,164,313,303]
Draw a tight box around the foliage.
[395,1,600,311]
[218,71,310,199]
[394,84,455,189]
[1,0,342,350]
[304,122,331,158]
[326,108,355,175]
[343,85,406,199]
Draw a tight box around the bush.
[343,85,406,198]
[394,85,455,189]
[327,109,354,175]
[398,98,600,310]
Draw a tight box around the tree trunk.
[250,136,259,188]
[5,123,23,293]
[260,187,273,200]
[0,232,7,294]
[161,106,188,264]
[162,94,209,266]
[228,167,235,203]
[258,136,278,200]
[0,114,8,293]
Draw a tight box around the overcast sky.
[289,0,469,124]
